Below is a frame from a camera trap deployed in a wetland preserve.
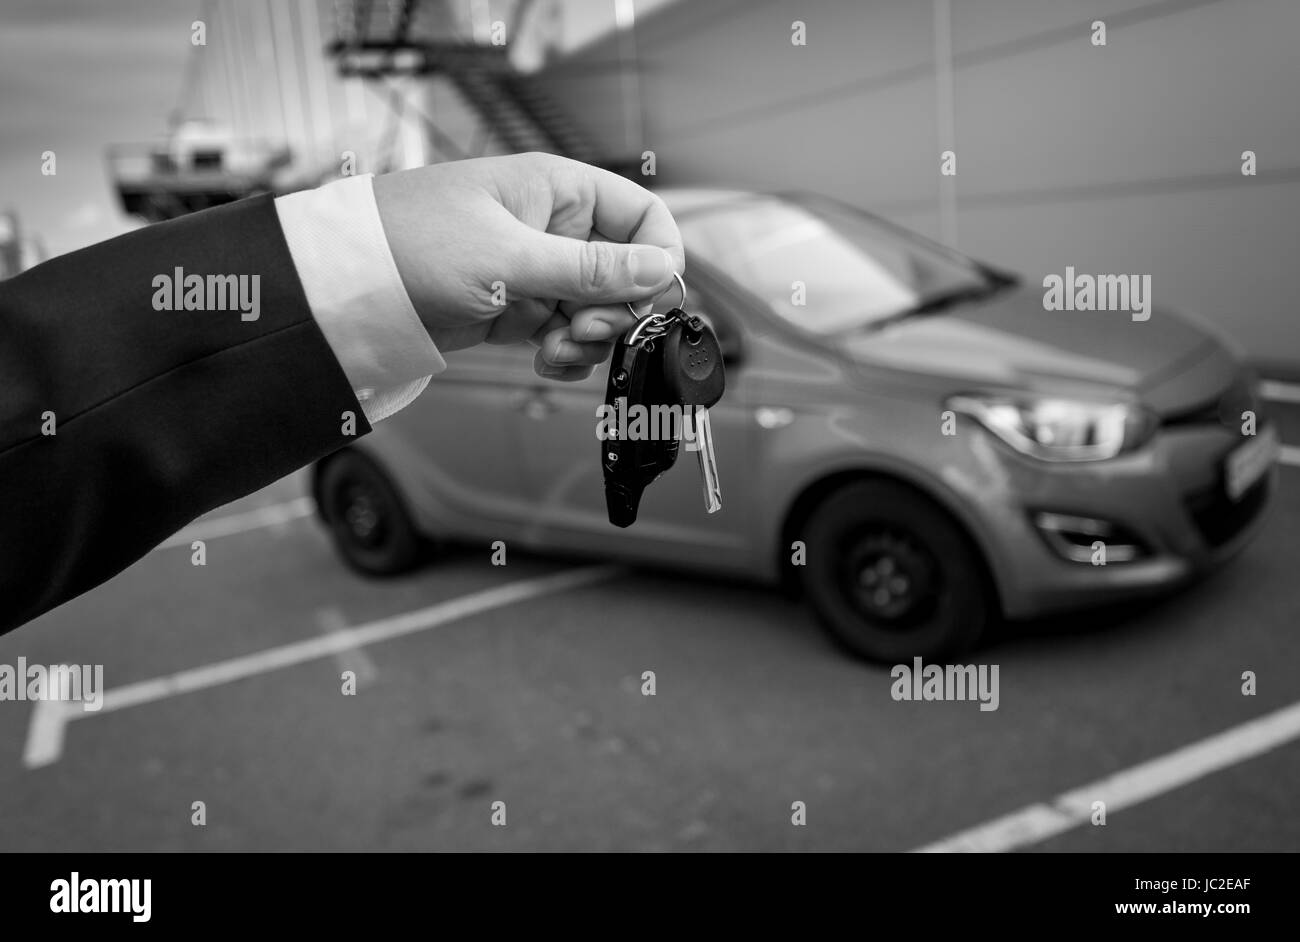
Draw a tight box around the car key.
[601,328,681,527]
[660,310,725,513]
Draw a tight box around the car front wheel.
[318,450,423,576]
[798,480,991,663]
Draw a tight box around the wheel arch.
[776,467,1004,616]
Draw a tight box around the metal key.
[601,328,680,527]
[661,312,725,513]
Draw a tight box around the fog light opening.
[1033,512,1146,564]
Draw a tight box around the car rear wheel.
[318,450,423,576]
[798,480,990,663]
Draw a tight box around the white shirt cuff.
[274,173,445,424]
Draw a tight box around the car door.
[512,275,757,569]
[378,344,533,531]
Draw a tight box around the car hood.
[836,285,1234,412]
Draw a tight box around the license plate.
[1225,424,1279,502]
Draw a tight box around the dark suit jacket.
[0,195,370,634]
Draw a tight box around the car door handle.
[512,389,557,420]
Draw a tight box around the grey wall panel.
[530,0,1298,365]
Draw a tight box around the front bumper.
[963,421,1277,619]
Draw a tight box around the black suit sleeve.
[0,194,372,635]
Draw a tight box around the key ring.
[625,272,686,347]
[624,267,686,319]
[626,316,666,347]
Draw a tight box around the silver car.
[313,190,1278,663]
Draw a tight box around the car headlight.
[947,395,1156,461]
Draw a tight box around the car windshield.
[678,195,993,333]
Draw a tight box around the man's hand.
[372,153,685,381]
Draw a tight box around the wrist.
[372,169,439,331]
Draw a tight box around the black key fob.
[661,311,725,408]
[601,335,680,527]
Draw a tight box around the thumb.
[508,229,676,305]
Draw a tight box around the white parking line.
[316,607,378,689]
[1260,380,1300,404]
[21,666,82,768]
[22,565,621,769]
[154,497,315,550]
[914,700,1300,852]
[22,699,73,769]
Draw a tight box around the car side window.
[684,280,744,363]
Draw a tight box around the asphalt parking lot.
[2,399,1298,853]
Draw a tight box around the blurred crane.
[108,0,638,224]
[328,0,631,173]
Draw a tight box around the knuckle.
[578,240,618,295]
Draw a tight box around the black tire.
[798,480,990,663]
[318,450,423,576]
